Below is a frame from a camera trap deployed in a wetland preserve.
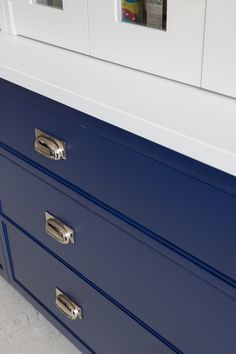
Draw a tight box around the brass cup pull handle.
[56,288,83,320]
[45,212,74,245]
[35,128,66,160]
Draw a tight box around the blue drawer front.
[0,246,4,277]
[1,154,236,354]
[5,221,175,354]
[0,86,236,287]
[0,223,8,280]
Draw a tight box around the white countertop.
[0,32,236,176]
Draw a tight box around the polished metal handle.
[35,128,66,160]
[56,288,83,320]
[45,212,74,244]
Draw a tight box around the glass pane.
[33,0,63,10]
[121,0,167,31]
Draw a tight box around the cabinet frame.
[202,0,236,98]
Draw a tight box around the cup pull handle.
[35,128,66,160]
[56,288,83,320]
[45,212,74,245]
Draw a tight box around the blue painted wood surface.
[0,79,236,286]
[0,220,8,280]
[4,220,175,354]
[0,78,236,354]
[1,154,236,353]
[0,78,235,194]
[0,218,92,354]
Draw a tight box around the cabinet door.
[88,0,206,85]
[202,0,236,98]
[11,0,89,54]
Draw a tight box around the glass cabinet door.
[33,0,63,9]
[121,0,167,31]
[11,0,89,54]
[202,0,236,98]
[88,0,206,86]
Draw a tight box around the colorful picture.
[121,0,167,30]
[121,0,142,24]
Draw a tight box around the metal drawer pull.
[56,288,83,320]
[45,212,74,244]
[35,128,66,160]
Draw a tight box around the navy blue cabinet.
[0,233,5,277]
[0,82,236,288]
[0,153,236,354]
[5,221,174,354]
[0,221,8,280]
[0,78,236,354]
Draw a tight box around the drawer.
[1,155,236,354]
[0,152,179,349]
[0,87,236,285]
[5,222,174,354]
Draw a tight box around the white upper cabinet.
[11,0,89,54]
[6,1,209,87]
[88,0,206,86]
[202,0,236,98]
[0,1,4,30]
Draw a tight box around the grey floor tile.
[0,276,82,354]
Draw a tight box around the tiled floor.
[0,276,82,354]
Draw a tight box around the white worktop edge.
[0,33,236,177]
